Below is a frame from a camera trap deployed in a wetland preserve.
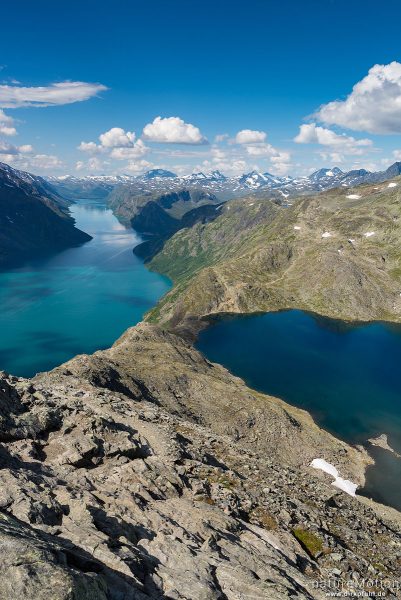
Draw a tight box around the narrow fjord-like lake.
[196,310,401,510]
[0,200,170,377]
[1,204,401,510]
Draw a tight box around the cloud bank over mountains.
[2,63,401,175]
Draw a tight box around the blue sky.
[1,0,401,176]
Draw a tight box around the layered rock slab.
[0,323,399,598]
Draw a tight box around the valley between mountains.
[1,162,401,598]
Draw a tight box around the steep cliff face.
[109,188,220,224]
[147,178,401,337]
[0,162,91,267]
[109,186,224,262]
[0,323,400,599]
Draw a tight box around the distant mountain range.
[47,163,401,202]
[0,162,91,267]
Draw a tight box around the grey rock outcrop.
[0,323,400,598]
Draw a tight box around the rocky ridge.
[147,178,401,337]
[0,323,400,598]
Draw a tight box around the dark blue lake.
[0,200,170,377]
[196,310,401,509]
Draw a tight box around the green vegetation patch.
[292,527,323,557]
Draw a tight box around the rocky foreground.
[1,323,401,599]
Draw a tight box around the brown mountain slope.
[147,178,401,337]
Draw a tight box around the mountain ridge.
[46,162,401,203]
[146,176,401,338]
[0,162,91,267]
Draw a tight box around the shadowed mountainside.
[0,162,91,267]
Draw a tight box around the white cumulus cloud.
[125,159,154,174]
[110,140,148,160]
[4,150,63,171]
[214,133,229,143]
[235,129,267,144]
[0,81,107,108]
[245,143,278,156]
[23,154,63,170]
[270,152,292,175]
[142,116,207,144]
[78,141,103,154]
[294,123,372,155]
[77,126,150,172]
[18,144,34,153]
[99,127,136,148]
[0,140,19,155]
[315,62,401,134]
[76,157,108,172]
[78,128,148,159]
[0,109,16,135]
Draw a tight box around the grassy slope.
[146,178,401,334]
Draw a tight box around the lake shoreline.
[1,199,399,515]
[0,200,171,377]
[193,308,401,512]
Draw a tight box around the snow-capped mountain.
[308,167,343,182]
[181,170,227,183]
[1,161,65,204]
[46,162,401,203]
[238,171,270,188]
[141,169,177,180]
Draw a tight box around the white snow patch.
[310,459,357,497]
[332,478,358,496]
[388,182,398,188]
[346,194,361,199]
[364,231,375,237]
[311,458,338,478]
[321,231,332,238]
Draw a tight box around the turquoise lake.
[0,200,170,377]
[1,202,401,509]
[196,310,401,510]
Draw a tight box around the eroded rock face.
[0,324,400,599]
[0,512,108,600]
